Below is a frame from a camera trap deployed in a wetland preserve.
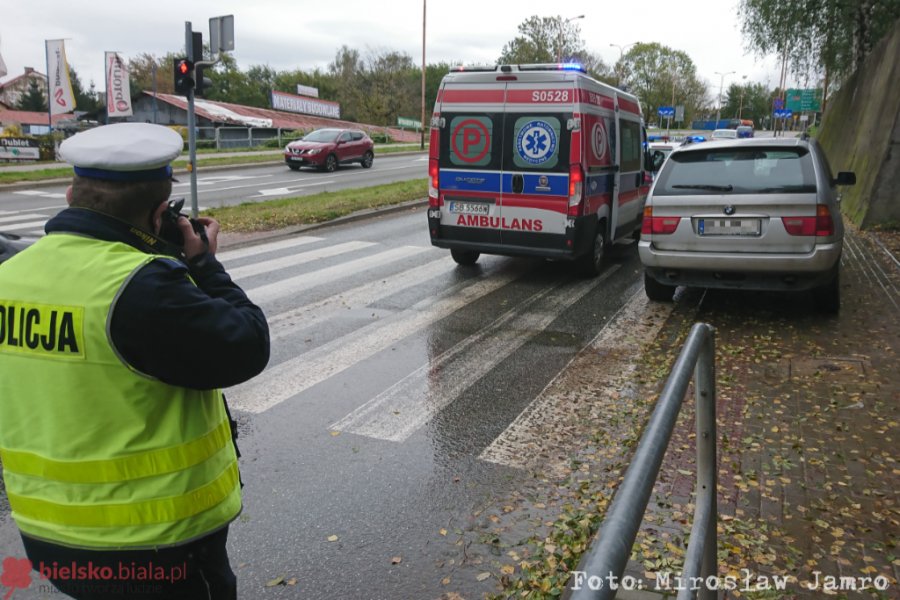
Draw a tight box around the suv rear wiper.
[671,184,734,191]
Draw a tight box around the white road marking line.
[0,220,49,232]
[266,254,459,342]
[227,241,376,280]
[12,191,49,196]
[227,260,524,413]
[479,289,674,471]
[254,181,335,197]
[245,245,433,306]
[216,236,324,263]
[0,214,50,224]
[332,266,619,442]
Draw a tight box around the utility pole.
[557,15,584,63]
[609,42,635,87]
[420,0,426,150]
[714,70,735,128]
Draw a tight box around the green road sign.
[785,89,822,112]
[397,117,422,130]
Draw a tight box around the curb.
[216,198,429,251]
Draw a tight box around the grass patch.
[204,178,428,232]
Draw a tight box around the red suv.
[284,128,375,172]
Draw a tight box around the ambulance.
[426,63,650,275]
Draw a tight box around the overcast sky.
[1,0,784,99]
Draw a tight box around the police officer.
[0,123,270,599]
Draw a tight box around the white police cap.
[59,123,183,182]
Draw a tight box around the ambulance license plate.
[698,218,761,236]
[447,201,490,216]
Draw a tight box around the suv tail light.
[641,206,680,235]
[566,164,584,217]
[781,205,834,236]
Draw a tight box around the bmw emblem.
[723,205,736,216]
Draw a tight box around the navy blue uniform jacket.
[45,207,270,390]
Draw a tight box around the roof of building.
[0,109,76,127]
[0,69,47,91]
[144,92,420,143]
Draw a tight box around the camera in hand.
[159,198,208,247]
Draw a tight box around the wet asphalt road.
[0,207,647,599]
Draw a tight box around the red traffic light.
[173,58,195,96]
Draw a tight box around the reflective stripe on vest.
[0,419,232,483]
[0,233,241,548]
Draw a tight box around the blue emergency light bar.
[451,63,587,74]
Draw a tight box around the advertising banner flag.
[0,50,7,78]
[105,52,133,117]
[45,39,76,115]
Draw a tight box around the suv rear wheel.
[322,154,338,172]
[644,271,676,302]
[361,151,374,168]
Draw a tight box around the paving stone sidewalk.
[628,225,899,599]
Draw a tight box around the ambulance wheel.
[644,271,676,302]
[451,249,480,265]
[577,230,605,277]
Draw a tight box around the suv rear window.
[655,147,817,195]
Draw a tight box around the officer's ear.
[151,200,169,235]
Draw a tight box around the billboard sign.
[271,90,340,119]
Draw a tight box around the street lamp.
[609,42,636,86]
[737,74,748,120]
[557,15,584,63]
[714,70,735,127]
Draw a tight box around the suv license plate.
[448,201,490,216]
[699,218,761,236]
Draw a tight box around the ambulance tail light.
[566,165,585,217]
[428,125,442,207]
[428,158,441,207]
[641,206,680,235]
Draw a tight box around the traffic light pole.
[184,23,200,218]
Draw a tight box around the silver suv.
[638,137,855,312]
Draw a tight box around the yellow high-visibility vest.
[0,233,241,549]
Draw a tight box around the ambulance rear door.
[435,80,506,249]
[499,78,575,252]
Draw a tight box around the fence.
[192,126,303,150]
[567,322,717,600]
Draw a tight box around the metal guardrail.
[567,322,717,600]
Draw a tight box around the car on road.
[648,141,678,174]
[711,128,738,140]
[736,125,754,138]
[638,136,856,312]
[284,128,375,172]
[0,232,38,265]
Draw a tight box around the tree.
[68,66,100,114]
[738,0,900,97]
[618,43,708,126]
[722,81,772,124]
[128,52,179,99]
[17,79,47,112]
[498,15,611,81]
